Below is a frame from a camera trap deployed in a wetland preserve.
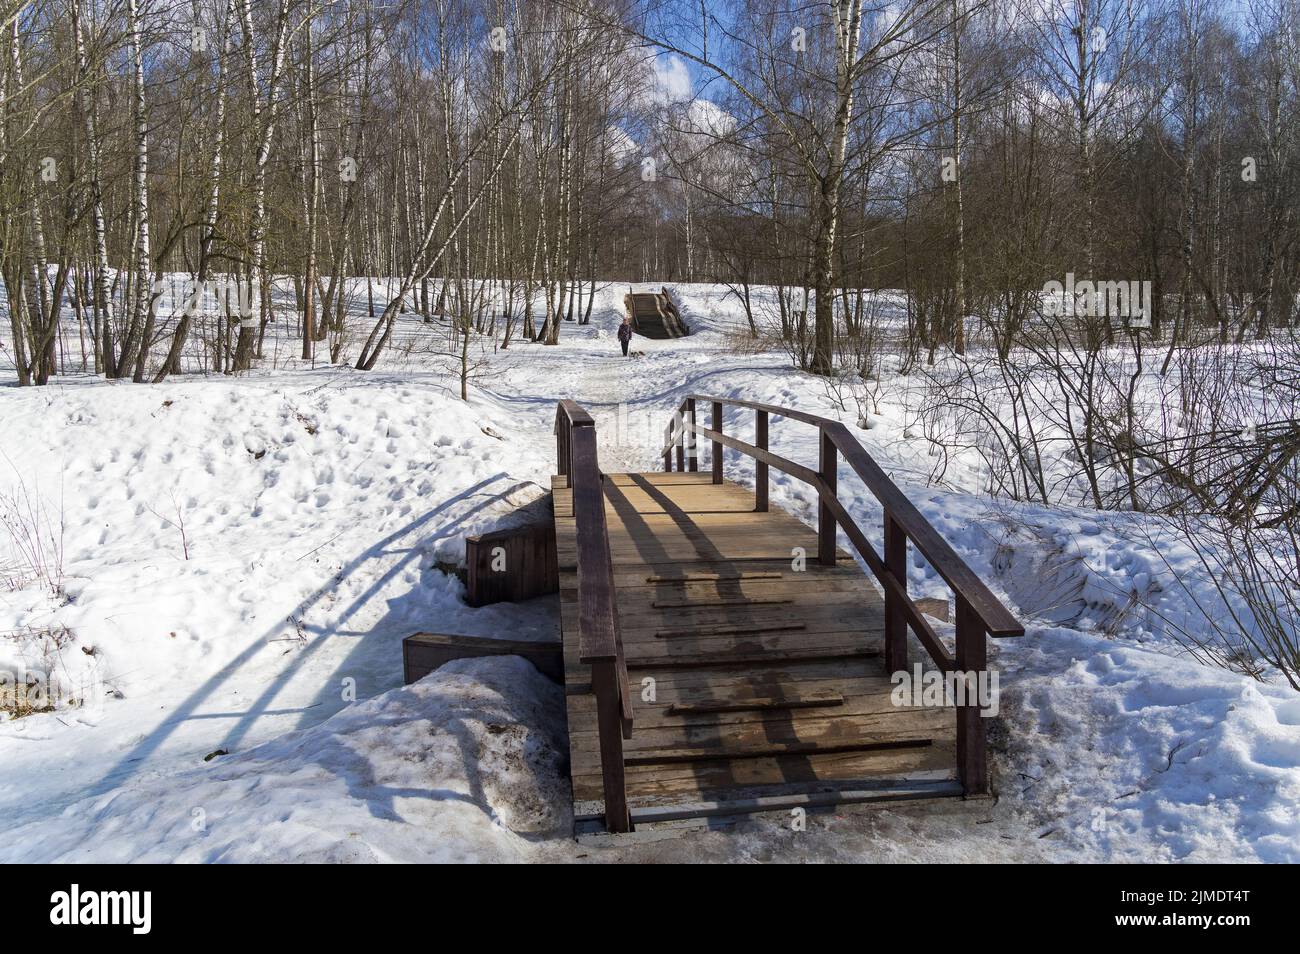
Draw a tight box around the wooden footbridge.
[624,288,689,338]
[552,397,1023,834]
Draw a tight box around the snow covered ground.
[1,280,1296,862]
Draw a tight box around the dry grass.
[0,624,76,719]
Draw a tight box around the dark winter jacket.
[617,322,633,343]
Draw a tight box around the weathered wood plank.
[650,597,793,609]
[666,691,844,715]
[464,521,558,607]
[572,745,958,802]
[403,633,563,683]
[626,646,881,670]
[568,705,951,756]
[583,686,934,728]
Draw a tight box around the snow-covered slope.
[0,369,558,832]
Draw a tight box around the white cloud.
[651,54,693,104]
[605,124,640,162]
[682,99,735,138]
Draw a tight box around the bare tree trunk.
[232,0,292,372]
[949,0,968,355]
[121,0,154,383]
[300,15,321,361]
[810,0,864,375]
[71,0,116,378]
[156,0,236,381]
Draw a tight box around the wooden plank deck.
[552,471,961,828]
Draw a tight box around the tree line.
[1,0,1298,386]
[1,0,660,385]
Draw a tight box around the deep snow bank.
[997,625,1300,862]
[0,657,569,863]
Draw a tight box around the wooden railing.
[662,395,1024,796]
[554,401,633,832]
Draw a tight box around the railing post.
[663,419,673,472]
[592,659,631,832]
[685,398,698,472]
[818,429,837,565]
[568,427,577,488]
[755,410,769,512]
[711,401,723,484]
[955,596,989,797]
[677,401,689,472]
[557,423,570,488]
[883,514,907,672]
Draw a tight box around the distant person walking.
[617,316,633,357]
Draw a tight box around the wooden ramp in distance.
[626,291,690,339]
[552,472,961,832]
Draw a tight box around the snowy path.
[548,327,647,473]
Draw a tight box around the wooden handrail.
[661,394,1024,797]
[662,395,1022,635]
[554,401,632,832]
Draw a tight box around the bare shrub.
[1157,337,1300,688]
[902,313,1299,687]
[0,467,65,597]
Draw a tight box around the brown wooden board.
[465,522,558,606]
[403,632,563,683]
[666,690,844,715]
[573,743,958,804]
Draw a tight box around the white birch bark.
[71,0,115,376]
[232,0,291,371]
